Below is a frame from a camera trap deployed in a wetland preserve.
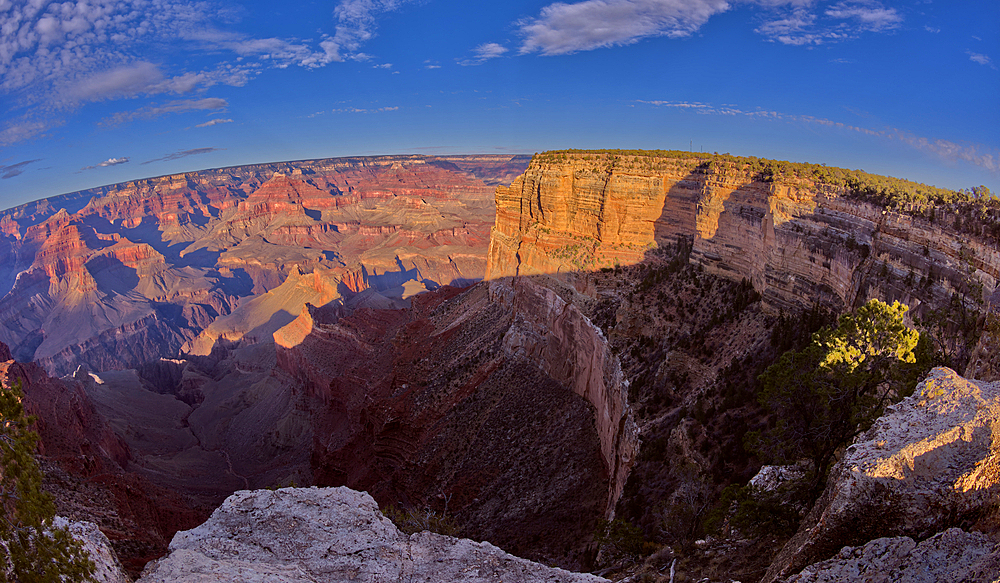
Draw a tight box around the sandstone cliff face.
[137,487,607,583]
[764,367,1000,582]
[489,153,998,319]
[0,154,527,374]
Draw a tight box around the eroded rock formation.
[0,155,528,375]
[137,487,607,583]
[764,367,1000,582]
[782,528,999,583]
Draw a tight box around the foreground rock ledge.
[137,486,608,583]
[764,367,1000,582]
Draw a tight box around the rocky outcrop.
[763,367,1000,582]
[137,487,607,583]
[53,517,131,583]
[489,153,998,318]
[783,528,999,583]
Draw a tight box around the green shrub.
[1,381,95,583]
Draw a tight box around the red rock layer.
[276,279,633,569]
[0,154,527,374]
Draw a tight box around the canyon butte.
[1,150,997,582]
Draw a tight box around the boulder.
[137,487,608,583]
[784,528,999,583]
[764,367,1000,582]
[53,517,131,583]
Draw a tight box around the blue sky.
[0,0,997,209]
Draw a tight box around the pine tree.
[1,381,95,582]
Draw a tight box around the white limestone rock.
[784,528,999,583]
[763,367,1000,582]
[53,517,130,583]
[137,486,608,583]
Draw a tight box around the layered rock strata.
[0,154,527,374]
[488,276,639,515]
[489,153,999,320]
[137,487,607,583]
[764,367,1000,582]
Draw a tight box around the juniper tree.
[748,299,931,490]
[1,381,94,583]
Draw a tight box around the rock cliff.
[489,152,998,323]
[137,487,607,583]
[764,367,1000,582]
[273,278,634,568]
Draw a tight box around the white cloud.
[195,118,233,128]
[459,42,510,66]
[924,25,940,34]
[0,119,51,146]
[754,0,901,45]
[327,0,415,61]
[968,51,996,69]
[0,0,415,145]
[82,157,129,170]
[518,0,732,55]
[824,1,902,32]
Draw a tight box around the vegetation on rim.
[0,381,94,583]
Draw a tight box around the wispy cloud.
[0,159,42,179]
[514,0,904,54]
[823,1,902,32]
[0,0,413,145]
[0,119,53,147]
[518,0,731,55]
[967,51,996,69]
[82,157,130,171]
[331,106,400,113]
[141,147,224,165]
[326,0,416,61]
[459,43,510,66]
[101,98,229,127]
[755,0,902,45]
[639,99,999,173]
[195,118,234,128]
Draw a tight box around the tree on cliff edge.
[748,299,931,489]
[0,381,94,583]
